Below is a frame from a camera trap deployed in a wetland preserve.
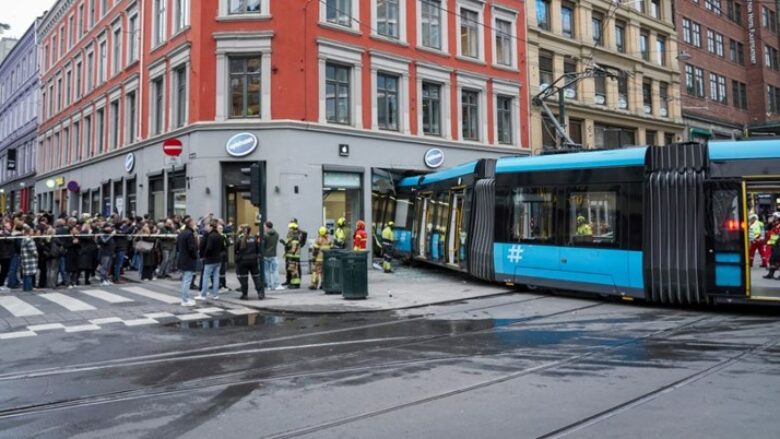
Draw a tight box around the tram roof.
[495,147,648,174]
[709,139,780,161]
[398,161,478,188]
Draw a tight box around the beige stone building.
[527,0,684,151]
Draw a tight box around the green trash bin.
[322,250,346,294]
[342,251,369,300]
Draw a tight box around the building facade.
[677,0,780,140]
[35,0,529,241]
[0,23,38,213]
[0,38,19,63]
[527,0,685,151]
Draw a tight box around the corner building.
[35,0,530,241]
[527,0,685,151]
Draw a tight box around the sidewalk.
[130,263,514,313]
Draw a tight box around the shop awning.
[689,127,713,138]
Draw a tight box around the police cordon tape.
[0,233,183,240]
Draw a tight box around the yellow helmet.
[318,226,327,236]
[337,217,346,226]
[577,216,586,224]
[288,222,298,229]
[387,221,394,227]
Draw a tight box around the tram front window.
[568,191,616,245]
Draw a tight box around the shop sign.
[54,177,65,186]
[124,153,135,173]
[226,133,258,157]
[424,148,445,169]
[747,0,757,64]
[6,148,16,171]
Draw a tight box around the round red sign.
[162,138,183,157]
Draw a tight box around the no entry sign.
[162,138,183,157]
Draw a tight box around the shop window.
[102,182,111,216]
[149,176,164,221]
[113,180,123,216]
[511,187,555,243]
[323,171,363,234]
[126,178,137,216]
[91,190,100,215]
[168,171,187,217]
[568,191,617,245]
[81,191,90,215]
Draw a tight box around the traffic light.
[240,163,262,207]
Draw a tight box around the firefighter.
[283,222,302,289]
[576,216,593,237]
[333,217,347,249]
[353,220,368,251]
[381,221,395,273]
[234,225,263,300]
[749,214,767,268]
[309,226,332,290]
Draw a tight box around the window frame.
[417,64,451,139]
[418,0,447,52]
[321,0,360,32]
[565,187,620,248]
[492,7,518,70]
[228,55,263,119]
[374,0,406,41]
[376,72,400,131]
[325,62,352,125]
[421,81,442,137]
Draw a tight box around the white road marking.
[227,308,258,316]
[89,317,124,325]
[64,324,101,333]
[196,307,225,314]
[0,330,37,339]
[120,287,179,304]
[145,312,175,319]
[80,289,134,304]
[27,323,66,332]
[123,318,158,327]
[176,313,210,321]
[0,296,43,317]
[40,293,96,312]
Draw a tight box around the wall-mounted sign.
[747,0,757,64]
[226,132,258,157]
[424,148,445,169]
[54,177,65,186]
[6,148,16,171]
[163,138,183,157]
[124,152,135,173]
[67,181,80,192]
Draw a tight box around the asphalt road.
[1,290,779,438]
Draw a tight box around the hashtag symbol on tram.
[507,245,524,263]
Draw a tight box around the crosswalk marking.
[0,296,44,317]
[123,318,158,326]
[80,289,134,304]
[40,293,97,312]
[120,287,180,304]
[177,313,210,321]
[197,307,225,314]
[27,323,66,332]
[89,317,124,325]
[145,312,175,319]
[0,330,37,339]
[64,324,101,333]
[227,308,258,316]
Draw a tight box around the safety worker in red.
[309,227,331,290]
[748,214,767,268]
[763,213,780,279]
[353,220,368,251]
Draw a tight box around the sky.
[1,0,55,39]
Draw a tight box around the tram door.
[706,181,747,298]
[447,190,465,267]
[415,194,432,258]
[745,180,780,300]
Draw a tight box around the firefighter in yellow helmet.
[333,217,347,249]
[283,222,302,289]
[381,221,395,273]
[310,226,332,290]
[576,216,593,237]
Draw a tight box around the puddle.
[165,313,291,330]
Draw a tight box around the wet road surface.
[1,291,779,438]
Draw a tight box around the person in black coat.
[79,224,97,285]
[176,218,199,306]
[0,220,14,289]
[35,230,47,288]
[63,227,82,288]
[137,225,158,281]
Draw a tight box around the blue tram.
[391,141,780,306]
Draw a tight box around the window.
[68,15,75,47]
[730,39,745,64]
[101,0,108,16]
[510,188,554,242]
[537,0,551,30]
[420,0,442,49]
[95,108,104,154]
[112,27,121,75]
[705,0,721,14]
[128,13,139,63]
[174,0,190,31]
[710,73,727,103]
[152,77,164,134]
[153,0,166,46]
[377,0,400,39]
[89,0,96,27]
[695,67,705,97]
[78,4,84,37]
[595,71,606,105]
[707,29,715,53]
[229,56,261,118]
[692,22,701,47]
[732,80,747,109]
[98,39,107,84]
[230,0,260,14]
[617,75,628,109]
[83,115,92,159]
[659,82,669,116]
[564,60,577,99]
[561,3,574,38]
[460,8,479,58]
[461,89,479,141]
[766,45,780,70]
[683,19,692,44]
[646,130,657,145]
[763,7,778,33]
[57,77,62,112]
[126,91,137,142]
[643,80,653,114]
[496,95,513,145]
[650,0,661,19]
[421,82,441,136]
[568,191,616,245]
[664,133,675,145]
[539,50,553,88]
[75,60,82,99]
[640,31,649,60]
[167,171,187,216]
[109,100,119,150]
[768,85,780,113]
[615,21,626,53]
[592,11,603,46]
[569,118,583,146]
[495,19,513,66]
[377,73,399,131]
[326,63,351,124]
[174,66,187,127]
[656,36,667,65]
[323,172,363,238]
[65,70,72,106]
[542,114,559,148]
[72,122,80,162]
[715,33,724,57]
[326,0,352,27]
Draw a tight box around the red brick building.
[677,0,780,139]
[36,0,529,237]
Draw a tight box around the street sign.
[162,138,183,157]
